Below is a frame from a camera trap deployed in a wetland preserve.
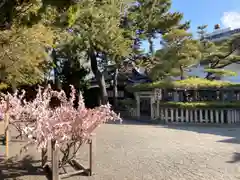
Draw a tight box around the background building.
[188,25,240,82]
[204,26,240,42]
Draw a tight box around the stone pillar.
[151,97,155,119]
[135,93,140,118]
[173,91,179,102]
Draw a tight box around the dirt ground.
[0,121,239,180]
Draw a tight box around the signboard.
[154,89,162,100]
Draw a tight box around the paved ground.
[0,120,4,135]
[0,121,240,180]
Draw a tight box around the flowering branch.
[0,85,121,165]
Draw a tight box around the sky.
[141,0,240,52]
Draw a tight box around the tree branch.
[0,0,7,9]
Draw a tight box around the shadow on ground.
[109,119,240,164]
[0,155,48,179]
[107,119,161,126]
[109,119,240,145]
[159,124,240,145]
[110,119,240,144]
[227,153,240,163]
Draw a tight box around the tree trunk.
[52,48,61,90]
[148,37,154,56]
[180,65,184,80]
[205,72,213,79]
[112,68,118,109]
[88,49,108,105]
[11,82,17,93]
[179,65,188,101]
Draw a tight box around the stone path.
[0,121,240,180]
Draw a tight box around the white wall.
[187,63,240,82]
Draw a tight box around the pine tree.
[197,25,240,79]
[0,24,55,89]
[152,29,201,80]
[0,0,72,89]
[128,0,188,56]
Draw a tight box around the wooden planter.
[0,97,9,158]
[42,137,95,180]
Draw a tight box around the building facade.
[188,26,240,82]
[204,27,240,42]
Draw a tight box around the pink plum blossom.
[0,85,121,150]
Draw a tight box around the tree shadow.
[108,119,240,143]
[160,124,240,144]
[0,155,49,179]
[226,152,240,163]
[107,119,161,126]
[108,119,240,145]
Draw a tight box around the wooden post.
[194,109,198,123]
[175,108,178,122]
[42,147,48,167]
[4,96,9,158]
[199,109,203,123]
[220,110,224,124]
[88,136,95,176]
[180,109,184,122]
[156,100,160,118]
[189,110,193,123]
[164,108,168,122]
[51,140,59,180]
[185,109,189,123]
[215,110,219,123]
[170,109,173,123]
[136,94,140,118]
[210,110,214,123]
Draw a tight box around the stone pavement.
[0,121,240,180]
[0,121,4,135]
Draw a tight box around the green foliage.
[66,0,133,59]
[0,0,77,28]
[0,83,8,90]
[158,101,240,109]
[58,43,90,91]
[126,78,240,92]
[0,24,55,87]
[119,98,136,108]
[204,68,237,77]
[0,0,78,88]
[197,25,208,40]
[150,29,201,80]
[127,0,189,74]
[197,25,240,79]
[128,0,185,54]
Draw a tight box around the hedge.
[126,78,240,92]
[0,83,8,90]
[157,101,240,109]
[204,69,237,77]
[119,98,240,109]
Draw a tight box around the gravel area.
[0,121,4,135]
[0,121,240,180]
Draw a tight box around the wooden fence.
[129,106,240,124]
[158,108,240,124]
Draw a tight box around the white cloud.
[221,11,240,29]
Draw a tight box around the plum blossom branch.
[0,85,121,164]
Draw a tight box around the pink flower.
[0,85,121,150]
